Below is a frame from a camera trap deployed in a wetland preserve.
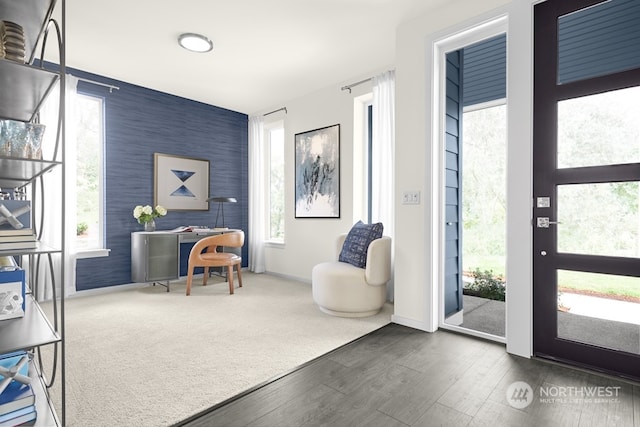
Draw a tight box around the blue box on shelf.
[0,268,25,321]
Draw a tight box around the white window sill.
[76,248,111,259]
[265,240,285,248]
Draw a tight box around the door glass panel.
[558,0,640,84]
[557,86,640,168]
[557,270,640,354]
[557,182,639,258]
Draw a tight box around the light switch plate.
[402,191,420,205]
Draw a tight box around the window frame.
[264,120,285,244]
[353,93,373,224]
[74,88,108,259]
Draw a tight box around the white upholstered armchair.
[312,233,392,317]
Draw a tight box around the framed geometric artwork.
[154,153,210,211]
[294,124,340,218]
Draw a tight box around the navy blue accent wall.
[68,68,248,291]
[462,34,506,107]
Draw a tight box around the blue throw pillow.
[338,221,384,268]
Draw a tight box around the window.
[367,103,373,223]
[352,94,373,224]
[267,124,284,241]
[74,92,105,252]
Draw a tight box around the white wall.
[259,0,536,359]
[260,73,385,282]
[393,0,535,359]
[392,0,510,330]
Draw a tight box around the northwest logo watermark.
[506,382,621,408]
[506,381,533,409]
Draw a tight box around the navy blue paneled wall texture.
[69,68,248,291]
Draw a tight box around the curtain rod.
[340,77,372,93]
[75,76,120,93]
[264,107,287,116]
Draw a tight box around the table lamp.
[207,197,237,229]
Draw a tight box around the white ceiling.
[60,0,450,114]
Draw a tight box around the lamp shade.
[206,197,237,203]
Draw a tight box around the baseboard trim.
[72,281,148,298]
[72,273,208,298]
[263,270,311,285]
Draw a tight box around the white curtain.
[248,115,266,273]
[372,70,395,300]
[31,75,78,300]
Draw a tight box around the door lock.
[537,217,562,228]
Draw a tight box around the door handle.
[537,217,562,228]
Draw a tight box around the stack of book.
[0,230,36,251]
[0,383,36,426]
[0,352,36,426]
[0,201,36,251]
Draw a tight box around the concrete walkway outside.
[560,292,640,325]
[449,293,640,353]
[459,295,505,337]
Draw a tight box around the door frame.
[413,3,533,359]
[433,15,508,343]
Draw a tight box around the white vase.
[144,219,156,232]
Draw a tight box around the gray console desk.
[131,229,241,291]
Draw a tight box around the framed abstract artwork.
[294,124,340,218]
[154,153,210,211]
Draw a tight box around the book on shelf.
[0,241,37,251]
[0,383,34,416]
[0,404,36,426]
[0,229,34,237]
[0,234,36,243]
[0,201,30,232]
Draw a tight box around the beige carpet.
[42,272,392,426]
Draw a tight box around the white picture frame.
[154,153,210,211]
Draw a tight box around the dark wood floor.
[174,323,640,427]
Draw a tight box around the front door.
[533,0,640,380]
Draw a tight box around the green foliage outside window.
[464,268,506,302]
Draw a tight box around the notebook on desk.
[169,226,212,233]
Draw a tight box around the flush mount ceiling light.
[178,33,213,53]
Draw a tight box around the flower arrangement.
[133,204,167,224]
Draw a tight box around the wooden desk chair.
[186,231,244,296]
